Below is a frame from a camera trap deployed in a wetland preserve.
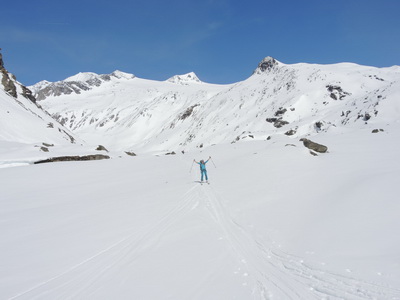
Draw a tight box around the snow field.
[1,128,400,299]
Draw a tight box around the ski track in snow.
[8,183,400,300]
[198,184,400,300]
[8,185,200,300]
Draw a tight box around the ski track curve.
[8,185,200,300]
[198,184,400,300]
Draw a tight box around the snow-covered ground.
[1,127,400,299]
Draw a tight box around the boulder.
[299,138,328,153]
[96,145,108,152]
[125,151,137,156]
[372,129,384,133]
[285,129,296,136]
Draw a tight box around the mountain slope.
[0,89,76,145]
[0,52,87,167]
[0,53,78,146]
[30,57,400,153]
[31,71,228,152]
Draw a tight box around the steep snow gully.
[8,181,399,300]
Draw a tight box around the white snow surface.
[2,58,400,299]
[1,130,400,299]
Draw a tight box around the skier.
[194,157,211,183]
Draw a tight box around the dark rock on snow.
[96,145,108,152]
[125,151,137,156]
[34,155,110,164]
[372,129,384,133]
[299,138,328,153]
[0,51,36,103]
[254,56,278,73]
[285,129,296,136]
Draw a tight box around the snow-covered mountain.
[0,52,78,147]
[30,56,400,153]
[0,52,96,167]
[2,54,400,299]
[30,70,135,101]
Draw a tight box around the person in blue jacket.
[194,156,211,182]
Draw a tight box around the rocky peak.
[167,72,202,85]
[0,50,36,103]
[30,70,135,101]
[253,56,280,74]
[0,51,4,68]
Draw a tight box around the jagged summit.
[30,70,135,100]
[167,72,202,85]
[0,50,36,103]
[65,70,135,82]
[253,56,281,74]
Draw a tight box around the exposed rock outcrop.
[34,154,110,164]
[266,118,289,128]
[125,151,137,156]
[253,56,279,74]
[96,145,109,152]
[179,104,200,120]
[372,129,384,133]
[285,129,297,136]
[30,71,135,101]
[0,50,36,103]
[326,85,351,100]
[299,138,328,153]
[1,52,17,98]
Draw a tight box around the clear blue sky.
[1,0,399,85]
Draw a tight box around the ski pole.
[210,157,216,168]
[190,160,195,173]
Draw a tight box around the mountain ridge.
[0,52,79,147]
[28,56,400,153]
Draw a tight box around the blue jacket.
[197,159,209,171]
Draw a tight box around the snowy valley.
[1,53,400,299]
